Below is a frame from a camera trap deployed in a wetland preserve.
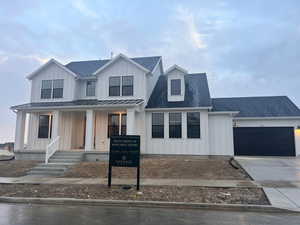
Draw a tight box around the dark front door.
[233,127,296,156]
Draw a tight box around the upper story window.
[169,112,182,138]
[38,115,52,138]
[109,77,121,96]
[171,79,181,95]
[122,76,133,96]
[41,79,64,99]
[109,76,134,97]
[152,112,164,138]
[86,80,96,97]
[187,112,200,138]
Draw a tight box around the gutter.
[234,116,300,120]
[145,106,213,111]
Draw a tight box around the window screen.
[152,113,164,138]
[187,112,200,138]
[169,112,182,138]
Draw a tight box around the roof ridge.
[212,95,288,100]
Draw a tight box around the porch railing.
[45,136,60,164]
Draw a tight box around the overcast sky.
[1,0,300,143]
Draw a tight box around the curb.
[0,196,298,213]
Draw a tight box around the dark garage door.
[233,127,295,156]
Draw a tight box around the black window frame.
[86,80,96,97]
[109,76,121,96]
[41,80,52,99]
[152,113,164,138]
[52,79,64,99]
[122,76,134,96]
[38,115,53,139]
[170,79,181,96]
[169,112,182,138]
[187,112,201,138]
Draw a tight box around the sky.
[1,0,300,143]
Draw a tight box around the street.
[0,203,299,225]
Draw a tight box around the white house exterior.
[11,53,300,161]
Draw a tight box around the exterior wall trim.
[234,116,300,120]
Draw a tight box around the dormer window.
[171,79,181,95]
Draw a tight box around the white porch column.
[52,110,60,139]
[85,110,95,151]
[14,111,26,151]
[126,108,136,135]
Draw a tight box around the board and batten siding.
[234,118,300,156]
[30,63,76,103]
[95,57,147,100]
[208,114,234,155]
[145,110,209,155]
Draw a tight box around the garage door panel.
[234,127,295,156]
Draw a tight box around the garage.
[233,127,296,156]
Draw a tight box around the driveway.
[236,157,300,210]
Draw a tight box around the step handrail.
[45,136,60,164]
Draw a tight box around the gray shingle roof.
[212,96,300,117]
[146,73,212,108]
[65,56,161,78]
[11,99,144,110]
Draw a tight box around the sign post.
[108,135,140,190]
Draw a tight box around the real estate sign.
[108,135,140,190]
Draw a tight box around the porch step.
[49,158,81,163]
[27,163,70,176]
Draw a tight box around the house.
[11,53,300,162]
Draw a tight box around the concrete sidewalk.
[0,176,258,188]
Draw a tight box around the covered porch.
[12,99,144,159]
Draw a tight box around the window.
[41,79,64,99]
[109,77,121,96]
[38,115,52,138]
[52,79,64,98]
[107,113,127,137]
[171,79,181,95]
[169,112,182,138]
[86,80,96,96]
[187,112,200,138]
[122,76,133,96]
[152,113,164,138]
[41,80,52,99]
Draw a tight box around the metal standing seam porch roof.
[11,99,144,111]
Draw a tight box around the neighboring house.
[0,142,14,151]
[11,53,300,161]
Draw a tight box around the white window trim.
[108,75,134,97]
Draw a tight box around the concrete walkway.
[0,176,257,188]
[236,157,300,211]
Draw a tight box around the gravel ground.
[63,157,250,180]
[0,184,269,205]
[0,160,38,177]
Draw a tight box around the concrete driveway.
[236,157,300,211]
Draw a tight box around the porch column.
[85,110,94,151]
[52,110,60,139]
[14,111,26,151]
[126,108,136,135]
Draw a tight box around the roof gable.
[27,59,77,80]
[65,55,161,78]
[146,73,212,108]
[165,64,188,75]
[212,96,300,117]
[92,54,150,75]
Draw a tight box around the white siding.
[234,118,300,156]
[208,114,234,155]
[30,63,76,102]
[145,110,209,155]
[95,57,147,100]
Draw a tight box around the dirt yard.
[63,157,250,180]
[0,184,268,205]
[0,160,38,177]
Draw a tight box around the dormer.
[165,64,187,102]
